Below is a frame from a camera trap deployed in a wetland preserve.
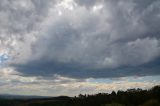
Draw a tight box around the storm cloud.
[1,0,160,79]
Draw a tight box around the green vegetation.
[0,85,160,106]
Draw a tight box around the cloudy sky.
[0,0,160,96]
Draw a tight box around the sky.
[0,0,160,96]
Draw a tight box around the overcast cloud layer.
[0,0,160,79]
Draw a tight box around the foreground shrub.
[141,99,160,106]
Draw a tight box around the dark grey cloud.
[0,0,53,35]
[74,0,98,7]
[1,0,160,79]
[12,58,160,79]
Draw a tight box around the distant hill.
[0,94,51,99]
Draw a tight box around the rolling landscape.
[0,0,160,106]
[0,85,160,106]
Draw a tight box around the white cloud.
[0,68,159,96]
